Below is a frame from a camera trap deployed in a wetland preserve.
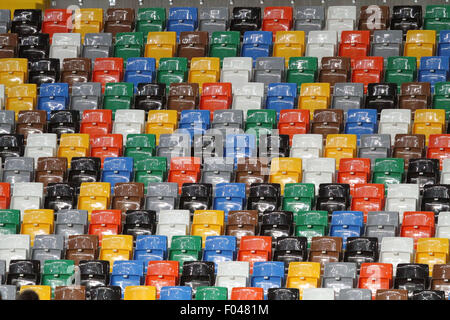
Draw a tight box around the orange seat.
[167,157,201,193]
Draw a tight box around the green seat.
[425,5,450,37]
[282,183,315,215]
[41,260,75,297]
[103,82,134,119]
[245,109,277,140]
[169,235,202,270]
[134,157,167,187]
[294,211,328,248]
[0,209,20,234]
[125,134,156,162]
[209,31,241,63]
[136,8,166,39]
[114,32,144,67]
[372,158,405,192]
[433,82,450,119]
[157,57,188,92]
[287,57,318,93]
[195,286,228,300]
[385,56,417,90]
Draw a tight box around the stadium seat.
[286,262,321,299]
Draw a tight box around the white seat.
[50,33,82,67]
[302,171,334,195]
[24,133,58,167]
[379,109,411,145]
[156,210,190,246]
[11,182,44,220]
[325,7,356,41]
[302,288,335,300]
[441,159,450,183]
[307,31,338,46]
[291,134,323,158]
[112,109,146,142]
[303,158,335,175]
[215,261,250,299]
[0,234,30,268]
[437,212,450,238]
[232,83,265,119]
[221,57,253,90]
[305,31,337,65]
[379,237,414,274]
[0,84,4,108]
[385,184,420,222]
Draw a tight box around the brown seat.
[359,5,390,21]
[167,83,200,116]
[319,57,351,92]
[311,109,344,142]
[226,210,259,244]
[358,6,390,31]
[393,134,426,169]
[0,33,18,58]
[54,286,86,300]
[375,289,408,300]
[61,58,92,92]
[309,236,343,271]
[399,82,431,117]
[66,235,99,265]
[235,157,270,194]
[431,264,450,294]
[177,32,209,62]
[112,182,145,212]
[16,110,47,140]
[104,8,135,36]
[35,157,68,187]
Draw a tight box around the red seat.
[262,7,293,37]
[351,57,384,93]
[0,183,10,209]
[145,261,179,298]
[350,184,385,222]
[339,31,371,59]
[199,83,232,120]
[80,110,113,136]
[168,157,201,193]
[237,236,272,273]
[231,287,264,300]
[358,263,393,299]
[90,134,123,167]
[427,134,450,170]
[92,58,124,93]
[337,158,371,190]
[400,211,435,249]
[42,9,72,41]
[278,109,310,145]
[88,209,122,245]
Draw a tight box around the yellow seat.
[0,58,28,90]
[191,210,225,247]
[269,157,302,194]
[188,57,221,93]
[273,31,306,67]
[404,30,436,67]
[20,285,52,300]
[57,133,90,167]
[124,286,157,300]
[6,84,37,118]
[145,110,178,144]
[413,109,445,145]
[416,238,449,276]
[299,83,331,119]
[78,182,111,218]
[324,134,357,170]
[145,32,177,68]
[286,262,321,299]
[21,209,54,246]
[73,9,103,42]
[99,235,133,271]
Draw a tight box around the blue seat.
[242,31,273,64]
[167,7,198,38]
[418,56,450,91]
[38,83,69,118]
[203,236,237,271]
[134,235,168,268]
[251,261,284,299]
[329,211,364,249]
[124,58,157,92]
[110,260,145,297]
[344,109,378,145]
[225,134,257,166]
[213,183,246,220]
[178,110,210,139]
[438,31,450,56]
[266,83,297,117]
[160,286,192,300]
[101,157,134,192]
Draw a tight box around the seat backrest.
[333,83,364,97]
[394,134,426,149]
[400,82,431,96]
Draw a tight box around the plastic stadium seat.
[167,7,198,37]
[230,287,264,300]
[401,211,436,248]
[268,157,302,194]
[124,286,156,300]
[0,58,28,90]
[286,262,321,299]
[168,83,199,115]
[213,183,246,220]
[339,31,371,59]
[20,285,51,300]
[351,57,384,93]
[344,237,379,270]
[406,159,440,192]
[230,7,261,35]
[225,210,259,244]
[104,8,135,37]
[177,31,208,62]
[110,260,144,296]
[21,209,53,245]
[99,235,133,272]
[191,210,224,246]
[88,210,122,244]
[6,259,40,287]
[358,263,393,299]
[89,286,122,300]
[329,211,364,249]
[145,32,177,67]
[326,6,356,40]
[404,30,436,67]
[156,58,188,92]
[294,6,324,33]
[73,8,103,42]
[133,235,167,266]
[3,157,33,184]
[392,134,426,169]
[413,109,446,145]
[267,287,299,300]
[201,158,233,186]
[80,109,112,136]
[385,57,417,91]
[220,57,252,91]
[66,236,99,266]
[337,158,371,189]
[123,58,156,92]
[322,262,357,295]
[302,288,335,300]
[136,8,166,36]
[196,286,228,300]
[262,7,293,35]
[215,261,250,299]
[82,33,113,64]
[70,82,102,115]
[437,211,450,238]
[273,31,305,67]
[90,134,123,167]
[306,32,338,67]
[60,58,91,89]
[324,134,357,170]
[384,183,420,222]
[260,211,293,241]
[31,234,64,266]
[273,236,308,271]
[289,133,322,159]
[241,31,272,63]
[394,263,429,293]
[237,236,272,272]
[203,235,236,270]
[247,183,281,216]
[55,210,88,239]
[77,182,111,216]
[254,57,285,89]
[371,31,404,61]
[157,210,190,245]
[277,110,309,145]
[281,183,315,214]
[209,31,240,63]
[199,7,229,33]
[309,236,343,269]
[431,264,450,294]
[0,209,19,234]
[351,184,385,221]
[286,57,318,93]
[54,286,86,300]
[379,237,414,274]
[415,238,449,275]
[391,6,422,34]
[299,83,331,119]
[375,289,408,300]
[50,33,81,68]
[424,5,450,37]
[68,157,101,184]
[411,290,446,300]
[199,83,232,117]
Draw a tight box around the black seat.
[394,263,429,293]
[260,211,293,240]
[273,236,308,272]
[411,290,446,300]
[48,110,80,137]
[6,260,40,287]
[316,183,350,216]
[247,183,281,216]
[268,288,299,300]
[230,7,261,35]
[28,58,60,87]
[391,6,422,35]
[365,83,398,115]
[68,157,101,184]
[406,158,440,191]
[179,261,215,296]
[44,183,77,212]
[421,185,450,219]
[343,237,378,270]
[123,210,157,238]
[79,260,110,292]
[134,83,167,113]
[11,9,42,36]
[0,134,24,160]
[259,134,290,158]
[18,33,49,60]
[88,286,121,300]
[179,183,213,214]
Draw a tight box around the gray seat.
[358,134,391,165]
[2,157,34,183]
[193,130,224,159]
[294,6,325,33]
[82,33,113,62]
[0,10,11,33]
[0,260,5,284]
[211,110,244,135]
[199,7,229,33]
[322,262,357,294]
[371,30,403,64]
[31,235,65,268]
[254,57,285,91]
[70,82,102,115]
[0,285,16,300]
[201,157,234,186]
[0,110,15,134]
[365,211,399,241]
[156,132,191,164]
[145,182,179,214]
[332,83,364,112]
[55,209,89,238]
[338,288,372,300]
